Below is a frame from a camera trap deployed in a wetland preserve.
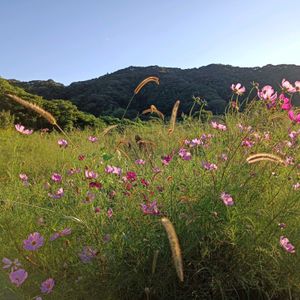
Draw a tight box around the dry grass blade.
[102,125,118,136]
[168,100,180,134]
[6,94,57,125]
[142,105,164,120]
[134,76,159,95]
[161,217,184,282]
[246,153,285,165]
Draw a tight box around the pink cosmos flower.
[231,83,246,95]
[237,123,252,132]
[82,191,95,204]
[19,173,28,181]
[295,81,300,92]
[88,136,98,143]
[257,86,277,107]
[2,258,21,271]
[105,165,122,176]
[191,138,201,147]
[162,155,172,166]
[9,269,28,287]
[50,228,72,241]
[220,192,234,206]
[51,173,62,183]
[211,121,227,131]
[94,207,101,214]
[84,169,98,179]
[152,167,161,174]
[293,183,300,190]
[281,79,296,93]
[40,278,55,294]
[107,208,113,218]
[141,200,160,215]
[202,162,218,171]
[79,246,97,263]
[178,148,192,160]
[48,187,64,199]
[280,236,295,253]
[135,159,145,165]
[241,139,254,148]
[288,110,300,123]
[15,124,33,135]
[288,130,299,140]
[58,139,68,148]
[279,94,292,111]
[23,232,44,251]
[220,153,228,161]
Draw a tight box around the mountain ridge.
[7,64,300,118]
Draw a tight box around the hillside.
[9,64,300,118]
[0,78,104,130]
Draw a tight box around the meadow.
[1,80,300,299]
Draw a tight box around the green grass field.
[1,99,300,299]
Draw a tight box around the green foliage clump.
[0,78,105,130]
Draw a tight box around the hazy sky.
[1,0,300,84]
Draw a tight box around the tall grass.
[1,90,300,299]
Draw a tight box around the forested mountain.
[0,78,104,130]
[7,64,300,119]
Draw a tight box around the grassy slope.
[1,105,300,299]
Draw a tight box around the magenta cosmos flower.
[220,192,234,206]
[126,171,137,182]
[9,269,28,287]
[23,232,45,251]
[280,236,295,253]
[231,83,246,95]
[162,155,172,166]
[288,110,300,123]
[40,278,55,294]
[279,94,292,111]
[58,139,68,148]
[88,136,98,143]
[15,124,33,135]
[51,172,62,183]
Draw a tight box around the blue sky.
[1,0,300,84]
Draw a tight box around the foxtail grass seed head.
[134,77,159,95]
[142,105,164,120]
[6,94,57,125]
[161,217,184,282]
[246,153,285,165]
[168,100,180,134]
